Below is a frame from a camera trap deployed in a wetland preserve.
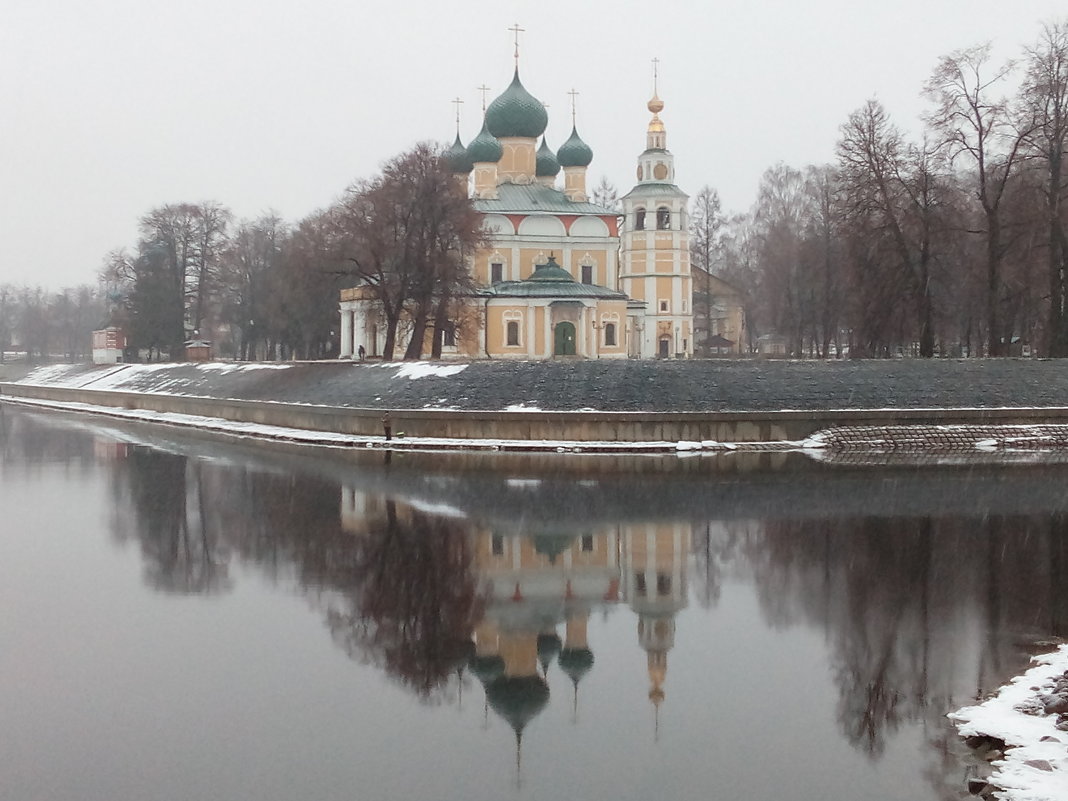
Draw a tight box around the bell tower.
[619,59,693,359]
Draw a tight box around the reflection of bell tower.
[622,522,691,738]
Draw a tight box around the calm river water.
[2,405,1067,801]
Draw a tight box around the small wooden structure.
[183,339,213,362]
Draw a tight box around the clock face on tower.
[636,165,643,180]
[653,163,669,180]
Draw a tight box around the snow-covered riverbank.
[950,645,1068,801]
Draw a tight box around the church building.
[338,55,695,360]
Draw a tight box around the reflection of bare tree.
[327,500,483,701]
[122,449,232,594]
[690,520,751,607]
[746,514,1068,760]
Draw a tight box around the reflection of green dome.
[446,133,473,174]
[535,138,560,177]
[532,532,574,563]
[486,69,548,139]
[469,654,506,685]
[557,125,593,167]
[486,675,550,734]
[537,633,562,671]
[525,255,574,284]
[467,119,503,164]
[558,647,594,684]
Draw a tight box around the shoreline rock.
[950,645,1068,800]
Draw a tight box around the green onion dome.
[557,125,593,167]
[537,632,562,672]
[486,675,550,735]
[558,647,594,685]
[466,119,503,164]
[486,69,548,139]
[469,654,506,685]
[535,137,561,177]
[445,133,473,174]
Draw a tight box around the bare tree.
[335,143,485,360]
[1020,20,1068,355]
[924,44,1033,355]
[690,185,723,356]
[591,175,620,211]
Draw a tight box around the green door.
[554,322,576,356]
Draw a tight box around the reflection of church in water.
[340,487,691,769]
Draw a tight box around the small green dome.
[557,125,593,167]
[535,138,560,177]
[537,633,562,670]
[558,647,594,684]
[469,654,506,685]
[525,254,575,283]
[486,69,548,139]
[445,133,473,174]
[467,119,503,164]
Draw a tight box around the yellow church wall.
[499,632,540,677]
[484,305,528,356]
[496,138,537,181]
[595,300,629,355]
[654,254,675,274]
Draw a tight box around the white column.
[339,307,353,358]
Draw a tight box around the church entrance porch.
[554,322,577,356]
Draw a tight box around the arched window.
[506,320,520,346]
[604,322,617,347]
[635,208,646,230]
[656,206,671,230]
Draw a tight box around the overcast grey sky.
[2,0,1065,289]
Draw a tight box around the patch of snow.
[949,645,1068,801]
[976,439,1000,451]
[393,362,468,380]
[504,403,542,412]
[405,498,468,519]
[675,441,702,451]
[506,479,542,487]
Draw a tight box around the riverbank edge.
[11,384,1068,460]
[949,645,1068,801]
[10,367,1068,452]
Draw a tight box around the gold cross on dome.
[451,97,464,132]
[568,88,579,126]
[652,57,660,93]
[509,23,525,63]
[477,84,491,112]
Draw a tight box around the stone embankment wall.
[6,381,1068,446]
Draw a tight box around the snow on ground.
[949,645,1068,801]
[17,362,297,392]
[504,403,542,411]
[391,362,468,380]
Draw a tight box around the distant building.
[91,327,126,364]
[690,267,747,356]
